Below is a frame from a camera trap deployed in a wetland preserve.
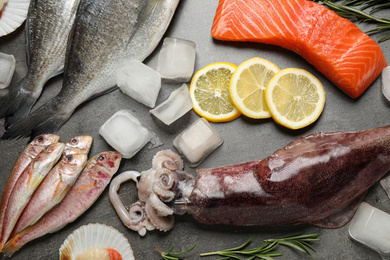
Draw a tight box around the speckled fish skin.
[11,153,88,237]
[0,142,65,251]
[2,151,122,254]
[0,0,82,124]
[0,134,59,242]
[188,125,390,228]
[2,0,180,140]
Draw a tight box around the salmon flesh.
[211,0,387,98]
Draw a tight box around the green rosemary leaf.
[155,244,196,260]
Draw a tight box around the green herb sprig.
[313,0,390,42]
[154,244,196,260]
[200,232,321,260]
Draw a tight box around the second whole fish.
[2,151,122,255]
[0,0,82,124]
[10,135,92,236]
[0,134,59,243]
[2,0,181,140]
[0,142,65,251]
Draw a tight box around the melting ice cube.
[382,66,390,102]
[150,84,193,125]
[116,60,161,108]
[99,110,153,159]
[349,202,390,257]
[173,118,223,167]
[0,52,16,89]
[156,37,196,82]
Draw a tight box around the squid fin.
[309,193,366,228]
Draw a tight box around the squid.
[109,125,390,235]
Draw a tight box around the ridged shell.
[0,0,30,37]
[59,223,134,260]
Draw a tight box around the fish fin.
[72,180,96,192]
[52,180,64,201]
[1,99,71,141]
[1,232,25,255]
[0,83,36,126]
[309,193,366,228]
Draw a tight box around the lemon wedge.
[229,57,280,119]
[189,62,241,122]
[265,68,325,129]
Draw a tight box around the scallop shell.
[0,0,30,37]
[59,223,135,260]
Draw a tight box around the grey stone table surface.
[0,1,389,259]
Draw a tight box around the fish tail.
[0,78,39,127]
[1,98,72,141]
[1,233,24,256]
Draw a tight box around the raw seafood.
[2,0,180,140]
[210,0,387,98]
[11,153,88,236]
[2,151,122,254]
[111,125,390,235]
[0,134,59,243]
[59,223,134,260]
[0,0,82,124]
[0,142,65,251]
[11,135,92,235]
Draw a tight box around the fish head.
[88,151,122,182]
[60,153,88,175]
[64,135,93,155]
[35,142,66,164]
[31,134,60,147]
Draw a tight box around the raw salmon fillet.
[211,0,387,98]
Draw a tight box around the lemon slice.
[229,57,280,119]
[189,62,241,122]
[265,68,325,129]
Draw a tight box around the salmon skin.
[0,142,65,251]
[211,0,387,98]
[0,134,59,243]
[2,151,122,255]
[188,126,390,228]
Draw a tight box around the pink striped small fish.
[2,151,121,254]
[0,134,59,240]
[0,142,65,251]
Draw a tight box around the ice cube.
[173,118,223,167]
[0,52,16,89]
[150,84,193,125]
[99,110,153,159]
[382,66,390,102]
[116,60,161,108]
[349,202,390,257]
[156,37,196,82]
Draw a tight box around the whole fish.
[2,0,180,140]
[10,136,92,235]
[0,142,65,251]
[11,153,88,237]
[0,0,82,125]
[0,134,59,241]
[2,151,122,254]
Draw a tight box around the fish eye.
[66,155,73,161]
[37,136,44,143]
[71,138,78,144]
[98,155,106,162]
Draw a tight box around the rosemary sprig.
[155,244,196,260]
[200,232,321,260]
[313,0,390,42]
